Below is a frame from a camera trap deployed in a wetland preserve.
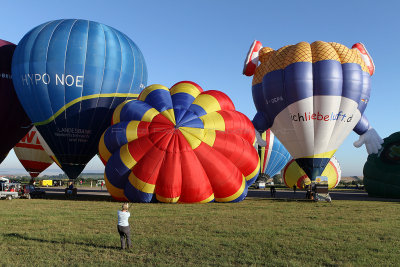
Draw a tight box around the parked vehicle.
[20,184,46,199]
[0,182,20,200]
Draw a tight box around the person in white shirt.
[117,203,132,249]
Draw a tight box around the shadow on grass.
[247,190,400,202]
[3,233,120,250]
[43,193,117,202]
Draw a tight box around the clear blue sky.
[1,0,399,176]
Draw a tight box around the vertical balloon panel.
[259,130,291,177]
[12,19,147,179]
[0,40,32,164]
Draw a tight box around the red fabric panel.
[213,131,259,177]
[154,134,182,199]
[171,81,204,93]
[19,159,52,174]
[193,142,242,199]
[201,90,235,110]
[217,110,255,144]
[176,131,213,202]
[132,145,166,187]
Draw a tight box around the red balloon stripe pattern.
[99,81,260,203]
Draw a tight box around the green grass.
[0,197,399,266]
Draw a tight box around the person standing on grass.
[101,181,104,191]
[117,203,132,250]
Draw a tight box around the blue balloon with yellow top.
[12,19,147,179]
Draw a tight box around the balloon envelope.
[99,81,260,203]
[363,132,400,198]
[259,130,291,177]
[252,41,371,181]
[14,126,53,177]
[283,156,341,189]
[0,40,32,163]
[12,19,147,179]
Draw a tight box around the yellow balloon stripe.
[128,172,155,194]
[179,127,203,149]
[125,121,140,142]
[245,159,260,182]
[98,133,111,162]
[160,109,176,125]
[192,94,221,114]
[35,93,139,126]
[178,193,215,204]
[138,84,169,101]
[199,112,225,131]
[170,82,202,98]
[180,127,216,148]
[119,144,137,170]
[156,194,180,203]
[105,172,127,200]
[215,177,246,202]
[303,149,336,159]
[141,108,159,122]
[112,99,134,124]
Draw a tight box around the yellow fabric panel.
[191,94,221,114]
[201,129,216,147]
[138,84,169,101]
[215,176,246,202]
[321,162,339,189]
[302,149,336,159]
[128,172,155,194]
[160,109,176,124]
[126,121,140,142]
[119,144,137,169]
[245,158,260,182]
[105,173,127,200]
[179,127,216,148]
[179,127,203,149]
[199,112,225,131]
[156,194,180,203]
[141,108,159,122]
[112,100,134,124]
[178,193,215,203]
[170,82,202,98]
[98,133,111,162]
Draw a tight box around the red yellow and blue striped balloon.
[99,81,260,203]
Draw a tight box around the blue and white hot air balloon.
[259,130,291,177]
[244,41,382,181]
[12,19,147,179]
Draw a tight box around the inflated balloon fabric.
[11,19,147,179]
[99,81,260,203]
[283,157,341,189]
[252,41,372,181]
[14,126,53,178]
[0,40,32,163]
[364,132,400,198]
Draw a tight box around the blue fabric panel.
[353,115,370,135]
[119,100,153,122]
[144,89,173,113]
[179,117,204,129]
[172,92,195,123]
[105,152,131,189]
[313,60,343,96]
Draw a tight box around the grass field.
[0,196,399,266]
